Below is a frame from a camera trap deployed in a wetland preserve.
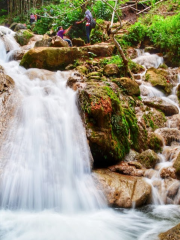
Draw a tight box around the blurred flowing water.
[0,27,179,240]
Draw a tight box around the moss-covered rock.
[142,108,166,130]
[15,30,34,46]
[113,77,140,96]
[136,149,160,169]
[148,132,163,152]
[20,45,115,70]
[145,68,172,94]
[176,84,180,102]
[78,82,139,167]
[173,152,180,175]
[103,64,120,77]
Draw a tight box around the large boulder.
[113,77,140,96]
[145,68,172,94]
[103,64,120,76]
[166,114,180,129]
[148,132,163,152]
[159,223,180,240]
[155,128,180,145]
[93,169,151,208]
[78,82,139,167]
[20,45,115,70]
[143,97,179,116]
[15,30,34,46]
[136,149,160,169]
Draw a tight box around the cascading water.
[0,27,180,240]
[133,50,180,205]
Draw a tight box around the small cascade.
[133,50,180,204]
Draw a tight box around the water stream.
[0,27,180,240]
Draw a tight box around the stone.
[76,66,88,75]
[167,114,180,129]
[155,128,180,146]
[148,132,163,152]
[136,149,160,169]
[35,35,52,47]
[159,223,180,240]
[143,97,179,116]
[173,151,180,175]
[160,167,177,179]
[14,23,27,32]
[103,64,119,76]
[15,30,34,46]
[51,36,69,47]
[142,108,167,130]
[72,38,85,46]
[124,149,139,162]
[113,77,140,96]
[93,169,151,208]
[144,46,159,54]
[109,161,145,177]
[78,82,139,167]
[20,45,115,70]
[145,68,172,94]
[126,47,137,59]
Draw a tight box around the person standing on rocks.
[76,10,93,45]
[30,13,35,25]
[57,26,72,47]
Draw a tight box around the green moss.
[148,134,163,152]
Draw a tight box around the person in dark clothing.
[30,13,35,25]
[76,10,92,45]
[57,26,72,47]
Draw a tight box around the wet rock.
[159,223,180,240]
[145,68,172,94]
[103,64,119,76]
[160,167,177,179]
[51,36,69,47]
[173,151,180,175]
[9,49,27,61]
[165,178,180,200]
[76,66,88,75]
[109,161,144,177]
[148,132,163,152]
[126,47,137,59]
[72,38,85,46]
[176,84,180,101]
[124,149,139,162]
[141,108,167,131]
[20,45,115,70]
[78,82,139,166]
[142,97,179,116]
[136,149,160,169]
[136,121,148,152]
[0,65,17,140]
[15,30,34,46]
[166,114,180,129]
[113,77,140,96]
[67,74,84,90]
[155,128,180,146]
[93,169,151,208]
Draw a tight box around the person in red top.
[30,13,35,25]
[57,26,72,47]
[76,10,92,45]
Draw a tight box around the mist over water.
[0,27,180,240]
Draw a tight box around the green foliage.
[124,12,180,65]
[100,55,123,68]
[91,19,108,44]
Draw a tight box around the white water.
[0,28,180,240]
